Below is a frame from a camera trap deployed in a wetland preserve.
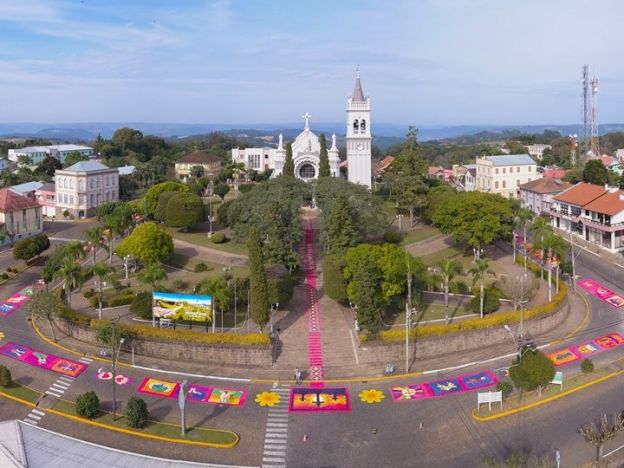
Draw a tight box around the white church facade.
[231,68,372,188]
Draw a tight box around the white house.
[8,144,93,165]
[475,154,539,199]
[526,144,552,161]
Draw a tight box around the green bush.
[322,253,348,303]
[450,280,470,295]
[88,295,105,308]
[108,293,135,307]
[238,183,254,194]
[0,365,11,387]
[267,275,294,305]
[469,287,501,315]
[130,291,152,320]
[211,232,226,244]
[383,230,403,244]
[0,273,8,280]
[194,262,209,273]
[126,396,148,428]
[581,358,594,374]
[76,391,100,419]
[83,289,96,299]
[495,381,513,399]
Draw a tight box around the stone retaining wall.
[357,294,569,365]
[53,318,273,367]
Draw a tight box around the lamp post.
[94,279,107,321]
[503,324,519,358]
[515,273,528,343]
[472,247,483,263]
[269,303,279,333]
[405,268,414,373]
[396,214,404,235]
[179,379,188,437]
[206,181,214,239]
[111,316,124,421]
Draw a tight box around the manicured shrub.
[0,365,12,387]
[194,262,209,273]
[76,391,100,419]
[0,273,8,280]
[495,381,513,400]
[126,396,148,428]
[383,230,403,244]
[581,358,594,374]
[322,253,348,303]
[470,287,501,315]
[108,293,135,307]
[450,280,470,295]
[211,232,226,244]
[130,291,152,320]
[88,295,104,308]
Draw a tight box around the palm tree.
[540,232,568,302]
[138,263,167,327]
[55,256,82,307]
[91,262,114,320]
[85,226,103,266]
[470,258,495,319]
[529,217,553,280]
[27,289,58,342]
[198,277,231,333]
[515,208,534,268]
[437,259,463,324]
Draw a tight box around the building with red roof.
[0,188,43,243]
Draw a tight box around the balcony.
[580,217,624,232]
[550,208,580,222]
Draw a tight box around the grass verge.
[401,226,440,245]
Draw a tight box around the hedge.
[108,293,135,307]
[375,282,568,342]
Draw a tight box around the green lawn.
[163,227,248,256]
[0,382,41,403]
[421,246,466,265]
[384,302,474,325]
[401,226,439,245]
[53,399,238,446]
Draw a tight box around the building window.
[495,168,499,174]
[502,167,506,174]
[69,195,74,205]
[495,181,499,189]
[90,194,94,206]
[516,179,520,186]
[90,179,94,189]
[517,167,520,173]
[502,181,506,189]
[79,179,84,191]
[69,178,74,189]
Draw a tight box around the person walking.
[295,368,302,385]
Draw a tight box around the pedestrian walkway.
[303,223,324,388]
[261,384,290,468]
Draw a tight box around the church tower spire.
[346,66,372,188]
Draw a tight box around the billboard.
[152,291,212,322]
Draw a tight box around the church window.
[361,120,366,132]
[299,163,316,179]
[353,120,359,132]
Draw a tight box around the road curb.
[0,389,240,448]
[472,369,624,422]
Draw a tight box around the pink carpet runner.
[304,222,324,388]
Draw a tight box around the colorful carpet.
[390,370,498,402]
[136,377,247,406]
[0,342,87,377]
[289,387,350,412]
[95,367,132,386]
[304,223,324,388]
[548,332,624,366]
[578,278,624,308]
[0,286,37,317]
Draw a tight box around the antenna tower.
[590,76,599,157]
[581,65,590,157]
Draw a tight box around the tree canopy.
[164,192,204,230]
[116,222,173,264]
[318,133,330,178]
[582,159,609,185]
[283,142,294,177]
[508,348,555,396]
[144,181,191,216]
[247,229,269,331]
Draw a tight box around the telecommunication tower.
[590,77,599,158]
[581,65,590,155]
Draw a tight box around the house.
[526,144,552,161]
[8,144,93,165]
[551,182,624,252]
[615,149,624,161]
[428,166,453,183]
[117,165,136,176]
[452,164,477,192]
[54,161,119,218]
[34,183,56,217]
[0,159,11,173]
[0,188,43,243]
[475,154,539,199]
[175,151,222,182]
[373,156,394,178]
[542,168,567,179]
[519,178,571,217]
[9,181,43,198]
[599,155,621,175]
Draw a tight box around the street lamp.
[206,181,214,238]
[503,324,518,354]
[515,273,528,343]
[110,316,125,421]
[269,303,279,333]
[472,247,483,263]
[396,214,404,235]
[349,301,359,331]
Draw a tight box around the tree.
[144,181,191,216]
[437,259,463,323]
[508,348,555,396]
[322,195,361,252]
[137,263,166,327]
[154,191,176,222]
[582,159,609,185]
[538,232,567,302]
[432,192,514,250]
[17,155,33,166]
[116,222,173,264]
[322,253,348,302]
[0,365,11,387]
[247,229,269,331]
[283,142,294,177]
[91,262,114,320]
[54,256,82,307]
[27,289,58,342]
[36,155,62,177]
[76,391,100,419]
[164,192,204,231]
[197,276,231,332]
[318,133,330,178]
[529,216,553,280]
[96,322,129,347]
[126,397,149,428]
[190,165,204,179]
[214,182,230,202]
[346,258,384,332]
[85,226,103,265]
[469,258,494,319]
[63,151,88,168]
[514,207,533,268]
[618,172,624,190]
[13,234,50,262]
[130,291,152,320]
[579,413,624,461]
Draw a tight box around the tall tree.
[198,277,231,332]
[515,207,534,268]
[469,258,494,319]
[437,259,463,323]
[323,195,361,252]
[580,413,624,461]
[27,289,58,342]
[55,256,82,307]
[164,192,204,231]
[116,222,174,265]
[318,133,331,178]
[85,226,103,265]
[539,232,567,302]
[283,142,294,177]
[582,159,609,185]
[346,259,384,332]
[91,262,114,320]
[247,229,269,331]
[529,216,553,280]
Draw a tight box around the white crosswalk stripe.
[51,384,67,392]
[45,390,62,398]
[27,413,41,420]
[58,376,74,383]
[31,409,45,416]
[23,418,38,426]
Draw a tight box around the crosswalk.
[261,385,290,468]
[24,355,92,426]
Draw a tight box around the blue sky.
[1,0,623,125]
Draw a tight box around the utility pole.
[570,230,576,292]
[405,264,413,373]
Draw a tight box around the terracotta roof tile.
[177,151,221,164]
[519,178,571,194]
[584,190,624,216]
[0,189,41,212]
[553,182,606,206]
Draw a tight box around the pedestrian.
[220,390,230,404]
[554,448,560,468]
[295,368,302,384]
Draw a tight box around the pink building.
[34,183,56,217]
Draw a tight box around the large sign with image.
[152,291,212,322]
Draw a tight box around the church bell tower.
[346,66,372,188]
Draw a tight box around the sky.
[1,0,624,126]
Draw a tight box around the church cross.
[302,112,311,130]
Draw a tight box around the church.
[231,68,372,188]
